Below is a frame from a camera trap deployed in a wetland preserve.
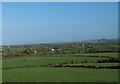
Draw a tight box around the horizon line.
[1,38,118,46]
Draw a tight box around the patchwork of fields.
[2,53,119,82]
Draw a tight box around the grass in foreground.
[2,53,119,82]
[3,67,118,82]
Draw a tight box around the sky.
[2,2,118,45]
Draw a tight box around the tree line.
[2,39,118,58]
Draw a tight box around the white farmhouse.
[33,50,37,53]
[51,48,55,52]
[82,44,85,47]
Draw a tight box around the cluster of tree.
[97,57,120,63]
[2,39,118,57]
[85,45,118,53]
[42,62,120,69]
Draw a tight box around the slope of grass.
[2,53,119,82]
[3,67,118,82]
[3,56,109,68]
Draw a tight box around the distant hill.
[2,38,118,46]
[81,38,118,43]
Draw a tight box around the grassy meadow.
[3,67,118,82]
[2,52,119,82]
[2,39,119,82]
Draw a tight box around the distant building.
[51,48,61,52]
[51,49,55,52]
[33,50,37,53]
[82,44,85,47]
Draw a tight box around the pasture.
[2,56,110,68]
[2,53,119,82]
[3,67,118,82]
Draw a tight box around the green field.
[3,56,109,68]
[2,53,119,82]
[3,67,118,82]
[74,52,118,57]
